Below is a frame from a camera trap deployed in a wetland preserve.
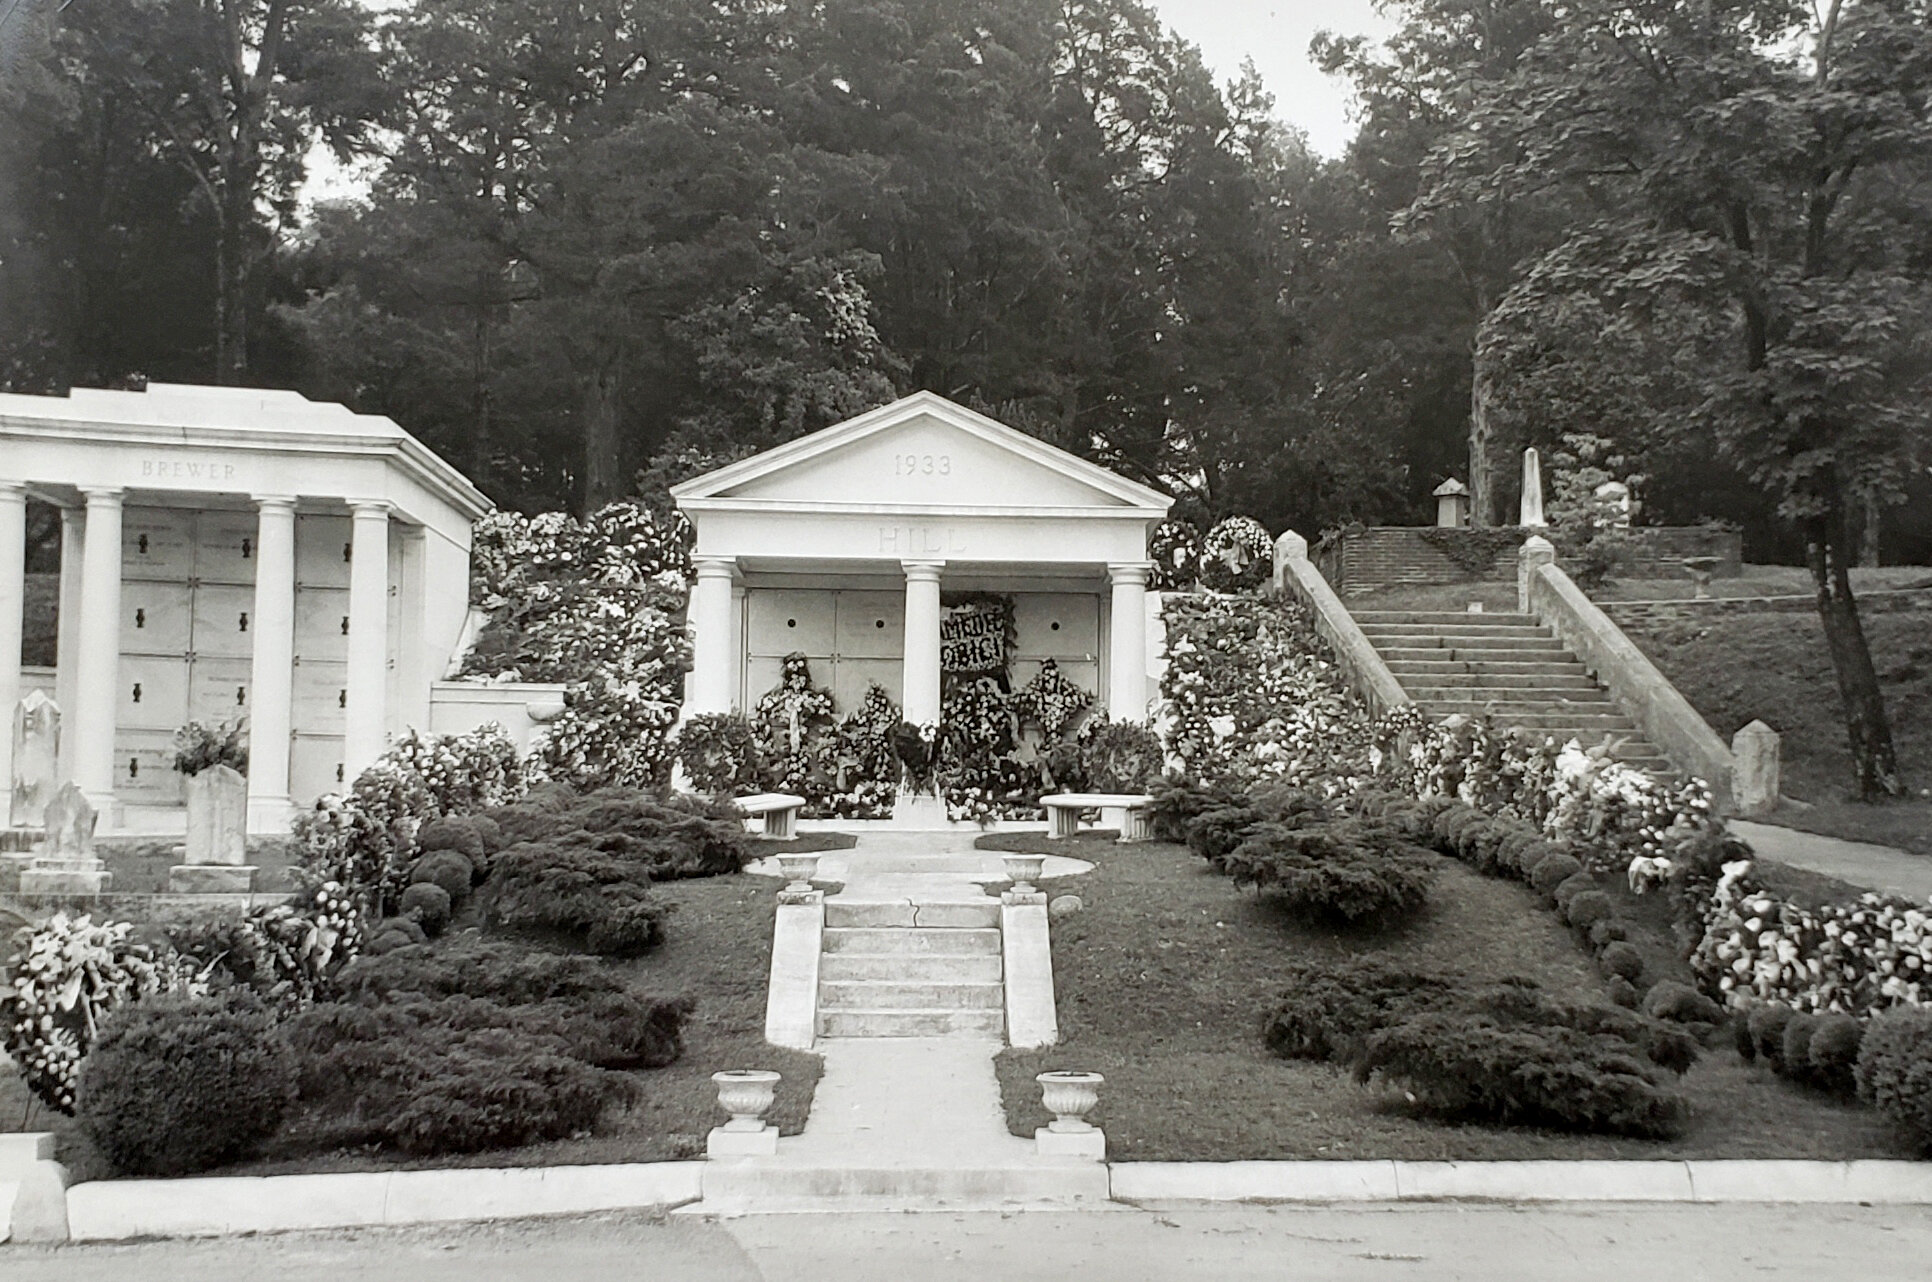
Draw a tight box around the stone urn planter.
[1002,853,1046,895]
[1036,1071,1104,1134]
[712,1069,782,1132]
[775,852,820,894]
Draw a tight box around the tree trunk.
[581,346,626,512]
[212,207,247,384]
[1806,510,1902,800]
[1859,495,1880,568]
[1468,370,1496,526]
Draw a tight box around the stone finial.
[1732,720,1780,817]
[1517,535,1557,614]
[1520,448,1547,527]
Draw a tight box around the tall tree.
[1427,0,1932,797]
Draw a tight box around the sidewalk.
[1731,819,1932,901]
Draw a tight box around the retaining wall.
[1315,527,1744,596]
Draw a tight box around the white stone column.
[1107,562,1152,722]
[55,506,84,778]
[344,500,391,781]
[73,487,124,808]
[686,556,737,716]
[901,560,944,726]
[0,482,25,820]
[247,496,297,828]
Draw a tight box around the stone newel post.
[1517,535,1556,615]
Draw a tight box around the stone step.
[1353,610,1542,627]
[1375,636,1570,655]
[1357,623,1552,641]
[1385,658,1590,677]
[1396,671,1601,691]
[1415,706,1637,732]
[695,1160,1113,1212]
[823,926,1002,956]
[824,899,1000,930]
[817,1008,1006,1038]
[1402,683,1612,704]
[818,980,1004,1010]
[819,953,1004,982]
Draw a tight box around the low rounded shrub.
[1527,852,1584,897]
[1430,804,1485,849]
[1857,1008,1932,1153]
[1808,1015,1863,1097]
[75,995,294,1176]
[1645,1023,1700,1074]
[367,917,429,955]
[1222,821,1436,928]
[1565,890,1614,932]
[1606,976,1640,1008]
[1598,940,1645,984]
[1748,1003,1796,1071]
[470,814,504,854]
[398,882,453,936]
[1265,961,1458,1062]
[1353,1011,1688,1138]
[1552,872,1597,915]
[412,850,476,903]
[1183,803,1266,868]
[1588,918,1631,950]
[418,816,487,863]
[1735,1004,1760,1060]
[1642,981,1725,1028]
[1781,1013,1821,1085]
[1508,839,1561,879]
[483,843,668,957]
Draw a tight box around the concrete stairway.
[817,896,1006,1039]
[1354,609,1673,773]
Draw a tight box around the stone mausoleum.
[672,392,1173,727]
[0,383,489,833]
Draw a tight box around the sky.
[1149,0,1397,156]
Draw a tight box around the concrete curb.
[1111,1160,1932,1205]
[63,1161,703,1241]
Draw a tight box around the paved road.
[5,1203,1930,1281]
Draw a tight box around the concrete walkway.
[710,830,1108,1211]
[1732,820,1932,901]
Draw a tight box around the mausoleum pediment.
[673,392,1170,514]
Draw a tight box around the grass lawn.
[1627,610,1932,856]
[95,837,302,893]
[988,833,1907,1162]
[1346,567,1930,613]
[3,868,817,1181]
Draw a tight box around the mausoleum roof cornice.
[0,382,491,521]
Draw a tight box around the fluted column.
[55,507,84,778]
[73,487,124,807]
[344,500,391,782]
[686,556,737,715]
[1108,561,1152,722]
[0,483,25,819]
[901,560,944,726]
[247,496,297,828]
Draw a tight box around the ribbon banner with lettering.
[940,602,1007,674]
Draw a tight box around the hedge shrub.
[1222,820,1436,928]
[1528,853,1585,899]
[411,850,476,903]
[488,788,751,881]
[1598,940,1645,984]
[1642,981,1724,1029]
[1856,1008,1932,1153]
[279,939,691,1155]
[75,995,294,1176]
[398,882,453,936]
[1354,1011,1689,1138]
[1748,1003,1797,1071]
[483,844,668,956]
[1264,960,1458,1062]
[1809,1015,1863,1098]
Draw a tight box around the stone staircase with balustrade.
[1353,609,1674,773]
[816,895,1006,1039]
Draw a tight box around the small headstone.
[1732,720,1780,817]
[1048,894,1083,919]
[184,764,248,866]
[39,782,95,861]
[9,691,60,829]
[19,782,109,895]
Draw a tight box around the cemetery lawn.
[985,833,1908,1162]
[1627,609,1932,856]
[12,869,819,1181]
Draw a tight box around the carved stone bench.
[734,792,807,840]
[1039,792,1155,843]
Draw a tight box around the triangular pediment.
[671,393,1171,513]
